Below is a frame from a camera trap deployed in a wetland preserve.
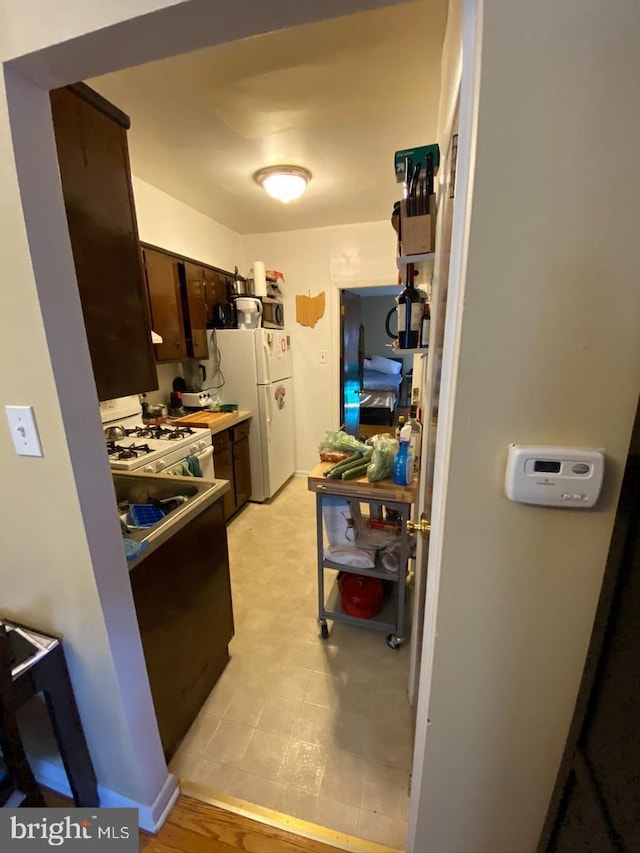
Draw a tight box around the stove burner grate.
[106,441,153,460]
[120,424,197,441]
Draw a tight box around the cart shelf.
[324,578,399,634]
[322,553,403,583]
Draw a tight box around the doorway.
[340,284,417,438]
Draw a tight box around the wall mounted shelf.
[385,345,428,356]
[396,252,435,268]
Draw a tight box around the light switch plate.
[5,405,43,457]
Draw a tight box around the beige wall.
[435,0,462,144]
[133,177,243,273]
[414,1,640,851]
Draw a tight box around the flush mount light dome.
[254,165,312,204]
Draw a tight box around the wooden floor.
[141,795,348,853]
[44,790,346,853]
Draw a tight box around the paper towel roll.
[253,261,267,297]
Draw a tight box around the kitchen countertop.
[173,410,252,436]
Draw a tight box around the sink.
[113,471,229,559]
[113,474,201,508]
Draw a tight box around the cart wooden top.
[307,462,417,504]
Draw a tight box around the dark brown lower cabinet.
[233,433,252,509]
[212,431,235,521]
[213,422,252,522]
[129,497,234,761]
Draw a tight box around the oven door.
[262,298,284,329]
[153,444,215,479]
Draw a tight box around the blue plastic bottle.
[393,423,414,486]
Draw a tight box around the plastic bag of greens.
[366,434,398,482]
[318,430,370,456]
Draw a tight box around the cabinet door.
[143,249,187,362]
[129,499,234,760]
[183,262,209,359]
[203,268,235,327]
[50,85,157,401]
[213,431,236,520]
[233,435,252,511]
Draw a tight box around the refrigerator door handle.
[266,385,273,443]
[261,337,271,384]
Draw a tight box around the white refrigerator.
[204,328,295,502]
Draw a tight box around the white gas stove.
[100,396,213,475]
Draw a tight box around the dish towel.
[186,454,203,477]
[165,460,193,477]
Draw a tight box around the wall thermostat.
[505,445,604,508]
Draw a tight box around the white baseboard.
[29,754,179,833]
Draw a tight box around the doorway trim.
[407,0,483,848]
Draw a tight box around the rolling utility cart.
[307,463,417,649]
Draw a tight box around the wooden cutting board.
[173,411,251,433]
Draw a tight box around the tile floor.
[170,476,413,849]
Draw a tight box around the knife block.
[399,194,436,255]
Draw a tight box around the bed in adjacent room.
[359,355,404,425]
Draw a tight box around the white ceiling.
[88,0,448,235]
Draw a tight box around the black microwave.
[262,296,285,329]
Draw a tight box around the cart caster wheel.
[386,634,402,650]
[320,623,329,640]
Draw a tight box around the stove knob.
[143,463,155,473]
[189,443,198,455]
[156,459,166,471]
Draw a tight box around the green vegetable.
[318,430,370,456]
[323,453,361,478]
[366,435,398,482]
[326,454,369,479]
[341,462,370,480]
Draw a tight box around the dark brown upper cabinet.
[143,249,209,363]
[50,84,157,401]
[142,248,187,362]
[182,263,209,360]
[203,267,235,328]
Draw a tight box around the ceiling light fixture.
[253,165,312,204]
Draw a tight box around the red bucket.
[338,573,383,619]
